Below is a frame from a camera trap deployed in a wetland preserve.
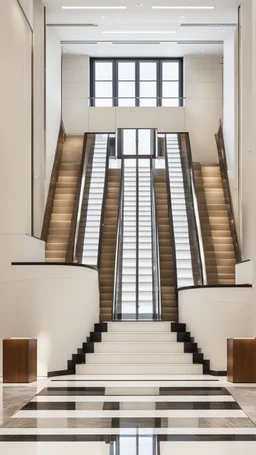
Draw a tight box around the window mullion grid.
[179,58,183,107]
[135,61,140,107]
[113,60,118,107]
[136,130,139,319]
[157,60,162,107]
[91,60,95,107]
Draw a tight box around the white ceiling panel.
[43,0,247,56]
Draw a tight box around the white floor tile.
[13,409,246,419]
[160,441,256,455]
[0,442,109,455]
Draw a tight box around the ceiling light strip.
[152,6,215,9]
[102,30,176,34]
[47,23,98,27]
[62,6,127,9]
[181,23,237,27]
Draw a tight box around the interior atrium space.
[1,0,256,454]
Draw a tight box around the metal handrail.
[150,158,161,320]
[184,133,207,285]
[164,138,178,294]
[72,133,90,262]
[216,120,242,263]
[112,159,124,320]
[97,135,111,270]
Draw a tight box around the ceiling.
[43,0,245,57]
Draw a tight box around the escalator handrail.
[97,135,111,270]
[184,133,207,285]
[72,133,90,262]
[150,158,162,320]
[112,159,124,320]
[216,121,242,263]
[164,137,178,293]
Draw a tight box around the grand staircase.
[45,136,84,262]
[99,169,121,322]
[76,322,204,376]
[193,163,236,284]
[155,170,177,322]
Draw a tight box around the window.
[90,58,183,107]
[94,61,113,106]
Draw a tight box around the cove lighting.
[62,6,127,9]
[152,6,215,9]
[102,30,176,34]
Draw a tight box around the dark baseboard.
[48,369,73,378]
[209,370,227,377]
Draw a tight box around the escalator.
[154,170,177,321]
[99,169,121,322]
[76,134,109,265]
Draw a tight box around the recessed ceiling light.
[152,6,215,10]
[62,6,127,10]
[180,15,185,19]
[102,30,176,34]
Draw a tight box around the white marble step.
[85,353,193,364]
[94,342,184,354]
[76,363,203,375]
[102,332,177,342]
[107,321,172,332]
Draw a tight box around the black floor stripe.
[1,435,256,442]
[155,402,240,410]
[21,401,240,411]
[160,387,230,396]
[38,387,105,396]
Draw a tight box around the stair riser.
[85,353,193,364]
[107,321,172,332]
[102,333,177,342]
[94,343,184,354]
[76,364,203,375]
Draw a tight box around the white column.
[223,30,239,224]
[239,0,253,259]
[45,28,62,198]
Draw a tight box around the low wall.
[0,264,99,376]
[178,286,252,371]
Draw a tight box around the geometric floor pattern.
[1,376,256,454]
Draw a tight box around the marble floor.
[1,375,256,454]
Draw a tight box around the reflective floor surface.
[1,375,256,454]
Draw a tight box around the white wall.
[33,0,45,237]
[46,28,62,199]
[179,287,252,371]
[0,0,32,236]
[62,54,90,134]
[236,261,253,285]
[62,54,222,163]
[0,265,99,376]
[184,55,223,163]
[223,33,239,224]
